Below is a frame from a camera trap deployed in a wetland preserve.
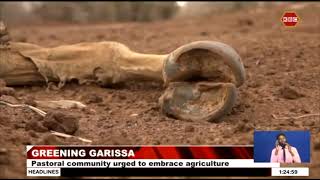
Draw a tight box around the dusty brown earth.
[0,4,320,178]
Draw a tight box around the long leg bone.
[1,42,166,87]
[0,23,245,122]
[35,100,87,109]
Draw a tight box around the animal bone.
[0,100,47,117]
[35,100,87,109]
[50,130,92,143]
[0,23,245,122]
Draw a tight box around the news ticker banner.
[26,145,308,177]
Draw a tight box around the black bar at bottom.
[61,168,271,177]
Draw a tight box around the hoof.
[0,21,10,47]
[163,41,245,87]
[159,81,237,122]
[160,41,245,122]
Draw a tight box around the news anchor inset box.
[253,130,310,163]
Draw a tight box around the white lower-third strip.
[27,168,61,177]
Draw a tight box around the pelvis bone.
[0,28,245,122]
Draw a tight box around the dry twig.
[50,131,92,143]
[272,113,320,120]
[0,100,47,117]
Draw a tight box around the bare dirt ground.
[0,4,319,178]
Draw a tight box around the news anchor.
[270,133,301,163]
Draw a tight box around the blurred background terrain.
[0,1,314,25]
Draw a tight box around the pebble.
[185,125,195,132]
[278,86,305,100]
[0,148,10,165]
[25,120,48,133]
[83,94,103,104]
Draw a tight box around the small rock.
[242,118,249,123]
[28,130,39,138]
[236,123,254,132]
[0,148,7,154]
[0,148,10,165]
[185,125,195,132]
[118,94,127,100]
[265,70,276,76]
[248,81,261,88]
[0,79,6,87]
[239,18,254,26]
[301,109,310,114]
[200,31,209,36]
[223,133,231,139]
[96,34,105,40]
[0,114,10,125]
[153,140,161,145]
[98,116,107,121]
[0,87,15,97]
[295,51,303,58]
[31,86,42,92]
[25,120,48,133]
[0,35,10,44]
[37,134,62,145]
[109,135,131,145]
[46,82,59,91]
[289,108,298,113]
[83,94,103,104]
[121,131,128,138]
[16,36,27,42]
[192,136,202,144]
[108,110,114,115]
[314,141,320,150]
[0,95,19,105]
[244,104,251,108]
[231,104,246,114]
[148,103,160,111]
[239,27,249,33]
[42,111,79,135]
[14,123,25,129]
[21,138,33,145]
[143,117,151,122]
[303,120,315,126]
[273,80,282,87]
[83,108,95,115]
[103,124,113,129]
[97,102,106,107]
[278,86,305,100]
[49,34,58,40]
[24,96,37,107]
